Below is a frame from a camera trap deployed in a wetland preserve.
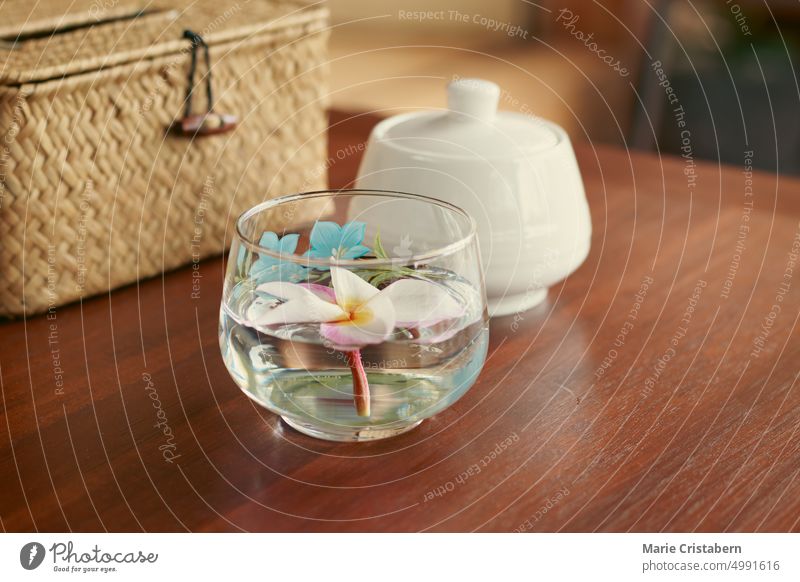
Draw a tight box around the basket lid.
[0,0,327,85]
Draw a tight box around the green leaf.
[368,271,396,287]
[373,230,389,259]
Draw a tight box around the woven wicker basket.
[0,0,330,317]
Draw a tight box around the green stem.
[345,349,370,417]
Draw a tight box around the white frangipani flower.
[252,267,462,348]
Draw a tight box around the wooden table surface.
[2,112,799,533]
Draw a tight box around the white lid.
[372,78,561,160]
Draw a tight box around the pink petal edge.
[300,283,337,303]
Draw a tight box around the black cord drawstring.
[183,29,214,118]
[174,28,237,136]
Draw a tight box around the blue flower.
[305,221,370,266]
[247,232,306,283]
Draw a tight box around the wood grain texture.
[1,111,799,532]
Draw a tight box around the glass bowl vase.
[219,190,489,441]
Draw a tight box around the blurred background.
[328,0,800,174]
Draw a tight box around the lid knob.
[447,78,500,122]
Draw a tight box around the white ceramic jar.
[354,78,591,317]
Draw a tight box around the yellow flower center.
[338,305,373,327]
